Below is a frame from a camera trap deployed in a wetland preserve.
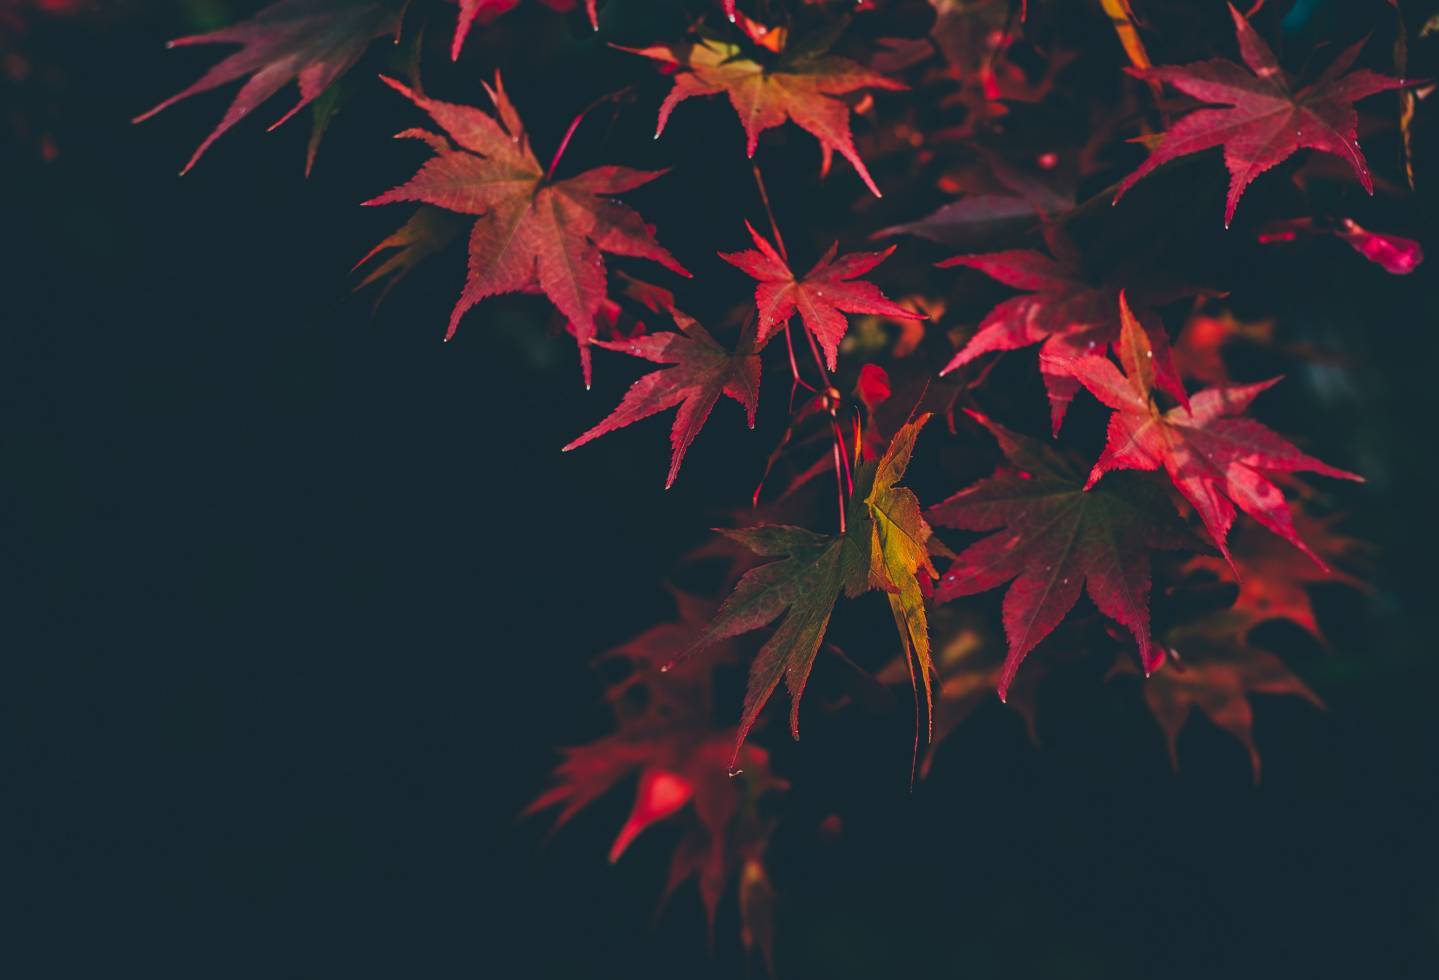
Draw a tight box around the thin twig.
[782,322,819,397]
[754,161,854,528]
[751,163,789,262]
[545,86,634,182]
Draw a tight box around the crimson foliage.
[131,0,1426,971]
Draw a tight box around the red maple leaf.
[718,221,923,371]
[364,75,689,386]
[1113,610,1324,781]
[624,37,904,197]
[1062,292,1362,568]
[929,410,1188,698]
[1114,3,1407,226]
[449,0,596,61]
[1184,507,1369,645]
[937,236,1188,434]
[525,590,786,968]
[135,0,402,174]
[563,308,761,488]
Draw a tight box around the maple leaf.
[624,38,904,197]
[563,309,761,488]
[525,590,787,965]
[1114,3,1407,226]
[1063,292,1362,569]
[718,221,923,371]
[449,0,596,61]
[364,75,689,386]
[692,417,937,764]
[937,236,1189,434]
[929,410,1188,698]
[1113,611,1324,780]
[862,415,941,736]
[692,524,866,762]
[1184,507,1369,645]
[135,0,402,174]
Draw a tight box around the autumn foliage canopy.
[113,0,1428,970]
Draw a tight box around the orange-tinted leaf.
[1184,507,1369,644]
[1116,611,1324,780]
[625,38,904,197]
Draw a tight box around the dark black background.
[5,2,1438,977]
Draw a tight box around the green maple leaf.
[859,415,939,738]
[692,416,936,765]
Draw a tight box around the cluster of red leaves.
[526,590,786,972]
[133,0,1419,968]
